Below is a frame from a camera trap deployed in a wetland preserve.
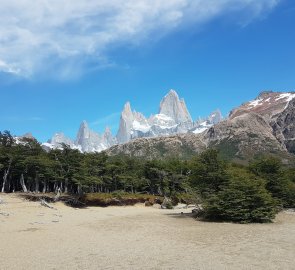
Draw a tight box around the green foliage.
[189,149,229,197]
[0,130,294,224]
[212,139,239,160]
[250,157,295,207]
[203,169,277,223]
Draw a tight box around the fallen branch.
[40,199,56,210]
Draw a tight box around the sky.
[0,0,295,142]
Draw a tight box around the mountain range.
[18,89,295,163]
[107,91,295,163]
[42,90,222,152]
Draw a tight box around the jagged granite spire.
[76,120,116,152]
[116,102,134,144]
[159,89,193,124]
[103,127,117,147]
[43,89,223,151]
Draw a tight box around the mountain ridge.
[43,89,222,152]
[107,90,295,162]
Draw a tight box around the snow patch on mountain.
[43,122,117,153]
[116,89,198,144]
[44,89,223,152]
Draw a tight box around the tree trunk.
[1,161,11,193]
[78,185,83,197]
[35,174,39,193]
[42,180,47,193]
[54,188,61,202]
[64,178,68,193]
[20,174,28,193]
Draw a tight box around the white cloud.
[0,0,280,78]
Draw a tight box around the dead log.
[40,199,56,210]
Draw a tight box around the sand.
[0,194,294,270]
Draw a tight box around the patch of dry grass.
[82,192,164,207]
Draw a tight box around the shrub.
[203,173,277,223]
[250,157,295,207]
[189,149,229,197]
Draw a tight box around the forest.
[1,130,295,223]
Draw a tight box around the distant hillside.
[107,91,295,163]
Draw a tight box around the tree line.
[1,130,295,222]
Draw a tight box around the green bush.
[250,157,295,208]
[189,149,229,197]
[203,173,277,223]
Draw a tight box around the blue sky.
[0,0,295,142]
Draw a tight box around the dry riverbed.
[0,194,295,270]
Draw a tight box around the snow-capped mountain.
[116,90,205,144]
[76,121,117,152]
[107,91,295,161]
[43,89,222,152]
[43,122,117,152]
[191,110,223,134]
[14,132,37,145]
[159,90,193,124]
[230,91,295,120]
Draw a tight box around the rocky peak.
[103,127,117,147]
[47,132,75,148]
[76,120,91,142]
[117,102,135,144]
[21,132,34,139]
[122,102,133,119]
[230,91,295,120]
[207,109,223,125]
[258,90,274,99]
[159,89,192,124]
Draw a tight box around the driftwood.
[0,212,9,217]
[40,199,56,210]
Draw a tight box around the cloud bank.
[0,0,280,78]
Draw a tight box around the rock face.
[108,91,295,162]
[76,121,105,153]
[272,99,295,154]
[47,132,75,149]
[43,90,295,160]
[108,133,206,159]
[230,91,295,120]
[116,89,218,144]
[159,90,193,124]
[43,121,117,153]
[116,102,134,144]
[15,132,37,145]
[204,112,288,160]
[229,90,295,155]
[43,89,222,153]
[191,110,223,134]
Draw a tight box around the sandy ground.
[0,194,295,270]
